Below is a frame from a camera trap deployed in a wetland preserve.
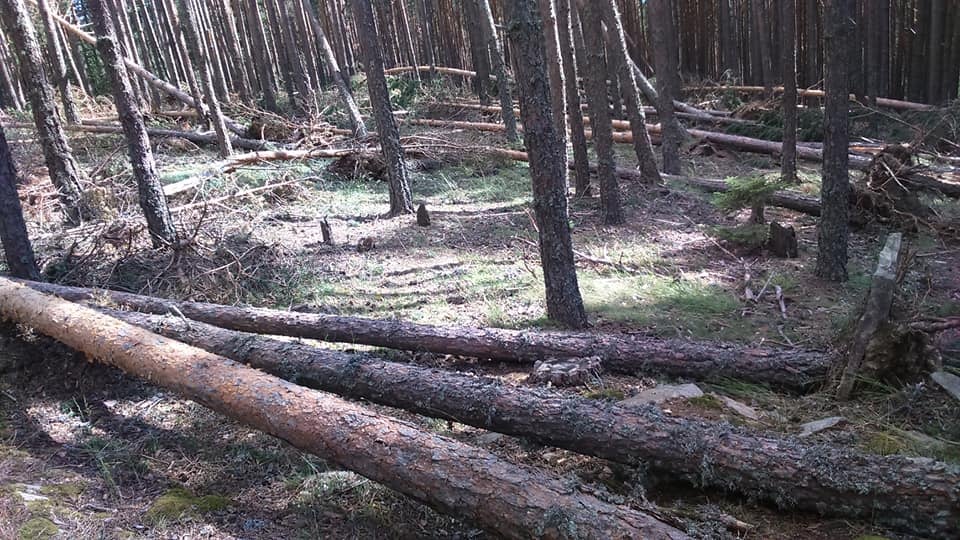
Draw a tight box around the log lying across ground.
[106,310,960,539]
[4,122,268,151]
[693,85,936,111]
[0,277,687,539]
[19,280,830,389]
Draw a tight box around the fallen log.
[693,85,935,111]
[3,121,267,151]
[105,309,960,539]
[432,101,751,126]
[0,277,687,539]
[17,279,830,389]
[383,65,486,79]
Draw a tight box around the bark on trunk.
[0,0,85,225]
[350,0,413,216]
[577,1,623,224]
[477,0,518,142]
[102,309,960,540]
[781,0,798,183]
[36,0,78,124]
[505,0,588,329]
[815,0,851,282]
[244,0,279,111]
[175,0,232,157]
[0,277,687,540]
[90,0,178,248]
[647,0,683,174]
[537,0,567,184]
[555,0,590,196]
[303,0,367,137]
[601,0,661,183]
[18,280,831,389]
[0,123,40,280]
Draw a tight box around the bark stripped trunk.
[506,0,587,329]
[577,0,623,224]
[19,280,831,389]
[0,0,85,225]
[351,0,413,216]
[90,0,178,248]
[815,0,851,282]
[100,309,960,540]
[0,277,687,540]
[0,123,40,280]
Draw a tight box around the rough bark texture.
[90,1,177,248]
[600,0,661,183]
[506,0,588,329]
[244,0,279,111]
[537,0,567,159]
[303,0,367,137]
[36,0,78,124]
[555,0,590,196]
[98,309,960,540]
[19,280,830,389]
[176,0,232,157]
[815,0,851,282]
[0,278,688,540]
[464,0,491,105]
[780,0,798,183]
[647,0,683,174]
[477,0,518,142]
[351,0,414,216]
[0,0,85,224]
[577,1,623,224]
[0,123,40,280]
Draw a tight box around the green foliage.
[386,76,419,110]
[706,224,769,250]
[712,175,788,213]
[725,106,825,141]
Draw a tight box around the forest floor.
[2,85,960,539]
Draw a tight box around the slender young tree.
[0,122,41,280]
[505,0,588,329]
[600,0,660,183]
[89,0,178,248]
[556,0,590,196]
[816,0,851,282]
[577,1,623,225]
[647,0,683,175]
[476,0,518,143]
[0,0,85,225]
[351,0,413,216]
[176,0,232,157]
[302,0,367,137]
[781,0,798,183]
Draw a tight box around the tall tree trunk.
[0,122,40,280]
[0,0,85,225]
[351,0,413,216]
[218,0,252,102]
[601,0,661,183]
[647,0,683,175]
[781,0,798,183]
[279,0,317,110]
[36,0,78,124]
[395,0,420,83]
[752,0,774,91]
[419,0,437,76]
[505,0,587,329]
[927,0,945,103]
[556,0,590,196]
[244,0,279,111]
[804,0,819,87]
[577,1,623,225]
[0,278,688,540]
[476,0,518,142]
[538,0,566,182]
[176,0,232,157]
[89,0,178,249]
[162,0,208,123]
[302,0,367,137]
[0,29,25,110]
[465,0,492,105]
[816,0,851,282]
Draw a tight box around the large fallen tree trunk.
[105,309,960,539]
[0,277,687,539]
[34,1,246,136]
[694,85,935,111]
[4,121,267,151]
[17,279,830,389]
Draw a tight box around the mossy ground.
[1,82,958,539]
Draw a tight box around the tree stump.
[528,356,602,386]
[320,218,334,245]
[416,202,431,226]
[767,221,798,258]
